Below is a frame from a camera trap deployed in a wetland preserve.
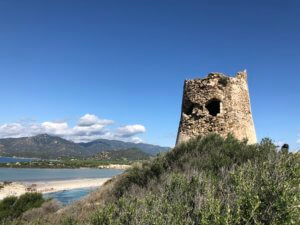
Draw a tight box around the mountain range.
[0,134,170,159]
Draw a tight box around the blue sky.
[0,0,299,149]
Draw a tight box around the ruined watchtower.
[176,71,257,145]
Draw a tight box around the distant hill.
[0,134,83,159]
[0,134,169,159]
[93,148,150,161]
[79,139,170,156]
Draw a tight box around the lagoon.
[0,165,123,204]
[44,187,97,205]
[0,167,123,182]
[0,156,36,164]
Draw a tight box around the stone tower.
[176,71,257,145]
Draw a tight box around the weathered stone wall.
[176,71,257,145]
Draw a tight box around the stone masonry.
[176,71,257,145]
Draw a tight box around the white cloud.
[41,122,70,136]
[112,124,146,143]
[0,123,25,138]
[78,114,113,127]
[115,124,146,138]
[0,114,145,143]
[131,136,143,144]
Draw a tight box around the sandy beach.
[98,164,132,169]
[0,178,110,200]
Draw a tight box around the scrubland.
[2,134,299,225]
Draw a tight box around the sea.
[0,157,123,205]
[0,157,36,163]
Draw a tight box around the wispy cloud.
[0,114,146,143]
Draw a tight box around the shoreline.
[97,164,131,169]
[0,178,110,200]
[0,162,132,170]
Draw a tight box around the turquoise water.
[0,168,123,182]
[44,187,97,205]
[0,167,123,205]
[0,158,124,204]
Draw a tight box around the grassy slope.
[10,134,300,225]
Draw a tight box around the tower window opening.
[206,99,221,116]
[183,98,194,115]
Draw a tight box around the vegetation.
[0,193,45,223]
[0,159,128,169]
[94,148,150,161]
[4,134,300,224]
[0,148,150,168]
[89,135,299,225]
[0,181,12,190]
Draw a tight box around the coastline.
[0,159,132,169]
[0,178,110,200]
[98,164,131,169]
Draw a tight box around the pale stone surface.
[176,71,257,145]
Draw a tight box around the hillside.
[8,134,299,224]
[79,139,169,156]
[93,148,150,161]
[0,134,169,159]
[0,134,84,159]
[0,148,150,169]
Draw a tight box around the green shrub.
[62,217,78,225]
[111,134,276,198]
[91,153,299,224]
[0,193,45,222]
[0,196,18,221]
[90,134,299,225]
[6,134,300,225]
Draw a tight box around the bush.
[90,134,299,225]
[7,134,300,225]
[21,199,61,222]
[91,153,299,225]
[0,196,18,221]
[111,134,276,198]
[0,193,45,222]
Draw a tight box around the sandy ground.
[98,164,131,169]
[0,178,110,200]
